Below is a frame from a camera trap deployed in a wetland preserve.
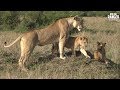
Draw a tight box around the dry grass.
[0,17,120,79]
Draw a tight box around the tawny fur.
[4,16,84,71]
[94,42,108,64]
[52,36,90,58]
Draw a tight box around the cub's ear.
[104,43,106,45]
[97,41,100,45]
[102,43,106,47]
[80,37,82,40]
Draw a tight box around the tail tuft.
[4,42,7,47]
[4,42,7,45]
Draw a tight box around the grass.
[0,17,120,79]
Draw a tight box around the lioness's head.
[97,42,106,50]
[73,15,84,31]
[78,36,88,48]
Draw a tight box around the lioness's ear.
[74,15,78,17]
[81,18,84,22]
[70,15,73,17]
[74,15,79,20]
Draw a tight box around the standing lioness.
[52,36,91,58]
[4,16,84,71]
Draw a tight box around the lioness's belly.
[38,34,59,46]
[35,28,60,46]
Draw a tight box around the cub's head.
[78,36,88,48]
[97,42,106,50]
[72,15,84,31]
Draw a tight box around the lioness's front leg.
[59,31,67,59]
[59,41,66,59]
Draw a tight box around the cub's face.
[79,37,88,48]
[97,42,106,50]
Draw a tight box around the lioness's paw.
[60,56,66,59]
[22,68,28,72]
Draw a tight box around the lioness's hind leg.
[18,55,28,72]
[19,54,31,71]
[18,39,35,71]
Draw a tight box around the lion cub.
[94,42,108,64]
[52,36,90,58]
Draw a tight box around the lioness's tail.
[4,35,23,48]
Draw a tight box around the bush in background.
[0,11,119,32]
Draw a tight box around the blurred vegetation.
[0,11,120,32]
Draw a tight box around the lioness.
[52,36,91,58]
[4,16,84,71]
[94,42,108,64]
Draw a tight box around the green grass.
[0,17,119,79]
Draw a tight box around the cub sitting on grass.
[94,42,109,64]
[52,36,91,59]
